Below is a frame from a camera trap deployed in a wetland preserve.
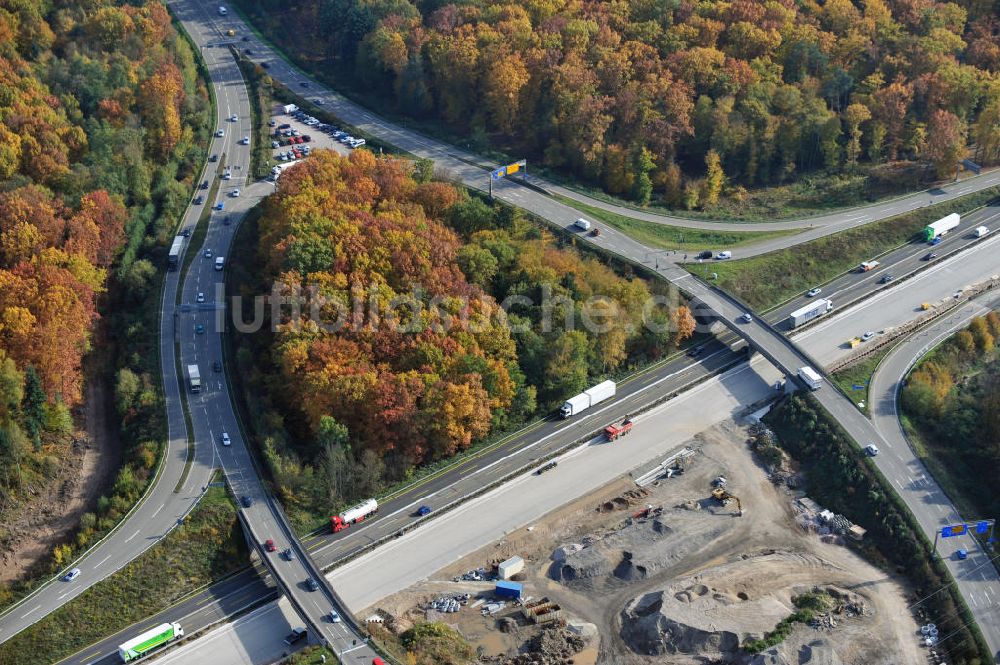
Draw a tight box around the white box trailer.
[282,103,299,114]
[187,364,201,393]
[498,556,524,580]
[789,298,833,328]
[798,366,823,391]
[559,380,616,418]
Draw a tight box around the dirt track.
[371,420,923,664]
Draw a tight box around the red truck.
[604,419,633,441]
[332,498,378,532]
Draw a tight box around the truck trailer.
[604,418,633,441]
[797,366,823,391]
[168,235,184,270]
[788,298,833,328]
[922,213,960,242]
[559,380,616,418]
[332,498,378,532]
[283,103,299,114]
[118,622,183,662]
[187,364,201,393]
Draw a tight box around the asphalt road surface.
[105,228,1000,665]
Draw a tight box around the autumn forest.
[239,0,1000,206]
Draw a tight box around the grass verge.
[553,195,804,251]
[686,185,1000,309]
[829,346,893,416]
[284,645,341,664]
[0,482,246,665]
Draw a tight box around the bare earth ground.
[0,347,121,584]
[368,420,924,665]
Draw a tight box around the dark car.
[260,61,270,69]
[209,154,218,162]
[305,577,319,591]
[241,496,252,508]
[417,505,432,516]
[244,49,253,56]
[278,123,290,129]
[194,196,204,205]
[200,180,209,189]
[182,228,192,237]
[687,346,704,358]
[535,461,557,475]
[242,36,250,42]
[300,80,309,87]
[213,360,222,372]
[879,274,894,284]
[697,250,713,260]
[283,627,306,646]
[283,547,295,560]
[923,252,937,261]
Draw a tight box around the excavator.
[711,487,744,516]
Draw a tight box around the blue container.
[495,580,523,599]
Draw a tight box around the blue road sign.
[941,523,967,538]
[976,520,991,534]
[491,168,506,180]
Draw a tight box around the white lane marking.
[94,554,112,568]
[125,529,141,543]
[151,503,165,518]
[20,605,40,619]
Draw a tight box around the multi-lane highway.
[4,0,999,662]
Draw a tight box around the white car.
[865,444,879,456]
[329,610,340,623]
[231,188,240,197]
[196,292,205,303]
[716,251,733,260]
[221,432,231,447]
[215,129,224,137]
[806,288,821,297]
[352,138,366,147]
[230,114,237,122]
[739,312,752,323]
[223,170,232,180]
[63,568,81,582]
[861,331,875,341]
[240,136,250,145]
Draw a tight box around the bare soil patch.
[368,420,923,665]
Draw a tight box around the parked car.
[221,432,231,446]
[63,568,81,582]
[283,628,307,646]
[268,119,276,127]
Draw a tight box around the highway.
[135,232,1000,665]
[55,213,1000,664]
[3,0,998,660]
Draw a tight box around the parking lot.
[268,104,360,170]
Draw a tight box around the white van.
[574,218,591,231]
[214,256,225,271]
[974,226,990,238]
[716,251,732,260]
[218,6,227,15]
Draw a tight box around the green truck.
[118,622,184,662]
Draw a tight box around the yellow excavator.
[712,488,744,516]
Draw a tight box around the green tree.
[700,150,724,207]
[22,366,46,449]
[456,245,499,288]
[0,352,24,423]
[317,415,350,449]
[630,147,655,205]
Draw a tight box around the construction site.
[364,419,926,664]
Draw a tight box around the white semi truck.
[118,622,184,662]
[187,364,201,393]
[788,298,833,328]
[559,380,616,418]
[798,366,823,391]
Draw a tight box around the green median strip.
[553,194,803,252]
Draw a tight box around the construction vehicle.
[604,418,633,441]
[711,488,744,516]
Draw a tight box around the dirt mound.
[749,638,843,665]
[479,625,586,664]
[621,590,740,656]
